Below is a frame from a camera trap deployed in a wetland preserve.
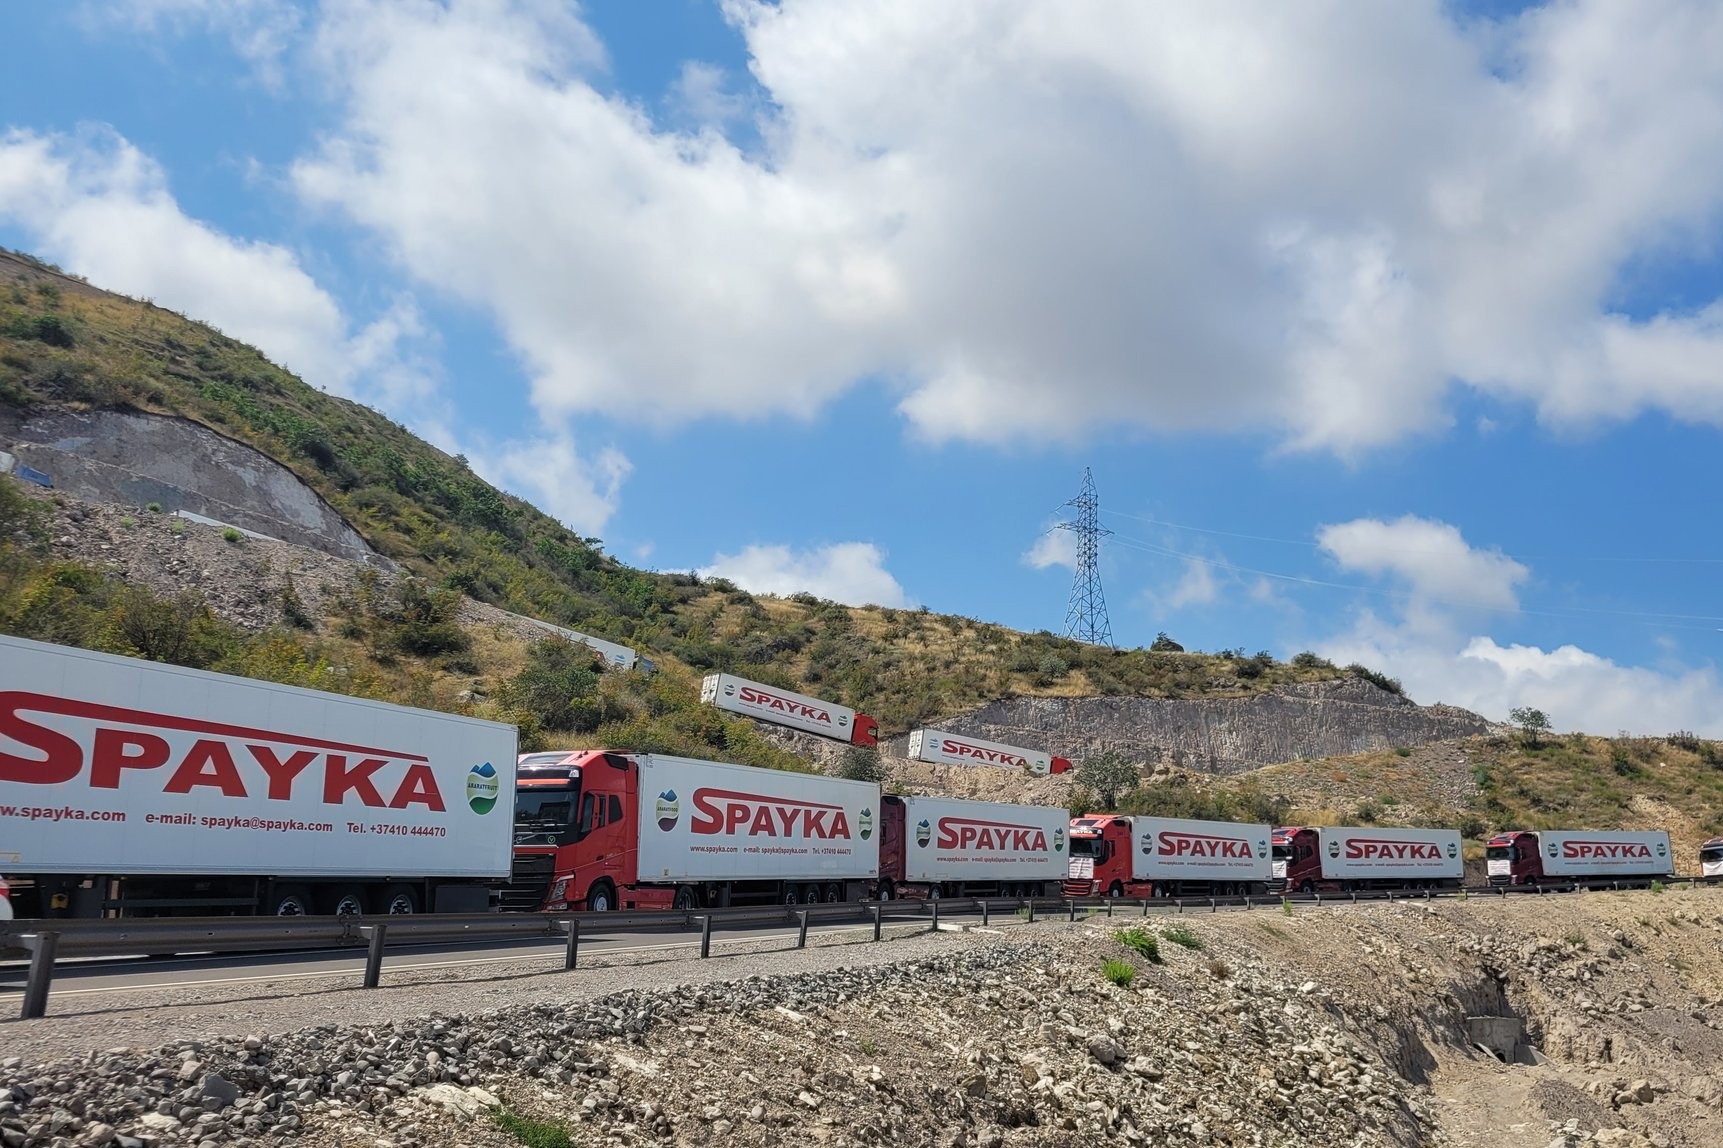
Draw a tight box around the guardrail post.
[1209,898,1217,914]
[872,903,882,941]
[797,910,809,949]
[1027,900,1036,924]
[21,932,59,1020]
[561,919,579,970]
[361,924,387,989]
[1141,899,1150,917]
[981,900,989,926]
[1067,901,1077,922]
[930,900,940,933]
[1176,899,1184,914]
[1104,898,1114,918]
[699,915,712,958]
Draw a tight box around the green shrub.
[1117,926,1163,964]
[222,526,244,544]
[1346,663,1404,695]
[1162,925,1204,951]
[146,502,162,513]
[491,1109,570,1148]
[1101,958,1136,987]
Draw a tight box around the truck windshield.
[1069,836,1098,858]
[1271,845,1292,862]
[1486,846,1511,861]
[1704,847,1723,863]
[514,788,578,837]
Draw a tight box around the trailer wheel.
[782,885,801,905]
[927,885,942,901]
[586,881,616,913]
[823,883,842,904]
[803,883,824,904]
[269,886,314,916]
[383,885,420,914]
[673,886,699,911]
[320,886,369,918]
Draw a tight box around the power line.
[1057,468,1114,647]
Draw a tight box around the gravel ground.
[1,921,985,1065]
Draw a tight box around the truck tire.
[823,883,842,904]
[269,886,314,916]
[320,886,369,918]
[1107,881,1124,899]
[673,886,699,911]
[876,881,895,901]
[803,883,823,904]
[586,881,616,913]
[927,885,941,901]
[1298,880,1315,894]
[382,885,420,914]
[782,885,801,905]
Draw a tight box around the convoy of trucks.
[3,634,1719,921]
[1485,829,1674,887]
[1064,814,1272,898]
[905,729,1073,776]
[0,634,519,918]
[1269,826,1465,893]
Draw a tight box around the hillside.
[0,248,1398,740]
[7,247,1723,859]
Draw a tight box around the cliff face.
[881,678,1493,775]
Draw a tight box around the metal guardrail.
[3,878,1712,1020]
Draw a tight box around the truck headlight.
[550,878,570,900]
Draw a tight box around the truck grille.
[1062,879,1096,898]
[500,853,555,913]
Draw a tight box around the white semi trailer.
[0,634,519,917]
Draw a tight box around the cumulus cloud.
[280,0,1723,453]
[1023,529,1077,571]
[1318,516,1529,611]
[465,433,629,537]
[83,0,305,80]
[1313,515,1723,735]
[0,127,400,400]
[0,126,631,535]
[1165,559,1220,610]
[700,543,910,607]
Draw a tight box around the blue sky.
[5,1,1723,735]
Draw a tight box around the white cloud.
[700,543,910,608]
[0,126,632,536]
[0,127,399,401]
[1023,529,1077,571]
[281,0,1723,454]
[1165,559,1220,609]
[83,0,305,81]
[1312,514,1723,735]
[465,433,629,537]
[1318,515,1528,611]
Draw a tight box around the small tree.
[833,744,885,784]
[1149,632,1184,653]
[1509,706,1551,748]
[1077,750,1141,811]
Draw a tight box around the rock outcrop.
[890,677,1492,775]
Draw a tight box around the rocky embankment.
[908,682,1493,775]
[4,889,1720,1148]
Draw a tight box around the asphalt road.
[0,910,981,1005]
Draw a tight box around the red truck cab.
[853,714,880,746]
[1270,826,1320,893]
[505,749,659,913]
[1485,830,1540,886]
[1064,814,1141,898]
